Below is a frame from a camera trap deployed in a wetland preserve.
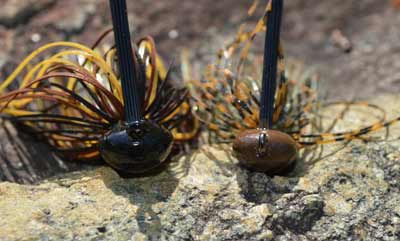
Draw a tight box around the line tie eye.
[128,123,144,137]
[257,130,269,156]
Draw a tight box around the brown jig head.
[233,129,297,175]
[191,0,397,177]
[231,0,292,174]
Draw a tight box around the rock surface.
[1,0,400,240]
[1,95,400,241]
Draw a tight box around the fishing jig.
[0,0,198,175]
[190,0,399,175]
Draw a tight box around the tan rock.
[0,95,400,240]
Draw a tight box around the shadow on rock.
[200,144,301,203]
[198,144,326,235]
[0,119,87,184]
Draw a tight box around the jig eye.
[99,119,173,174]
[232,129,298,175]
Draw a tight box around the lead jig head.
[232,129,297,175]
[231,0,290,174]
[0,0,199,177]
[191,0,399,177]
[100,119,173,174]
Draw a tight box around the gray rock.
[0,52,7,70]
[0,0,56,28]
[0,95,400,240]
[54,1,95,34]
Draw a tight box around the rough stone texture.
[1,95,399,241]
[1,1,400,239]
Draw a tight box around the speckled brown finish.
[233,129,298,175]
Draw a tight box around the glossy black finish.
[99,119,173,174]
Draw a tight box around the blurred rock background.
[1,0,400,99]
